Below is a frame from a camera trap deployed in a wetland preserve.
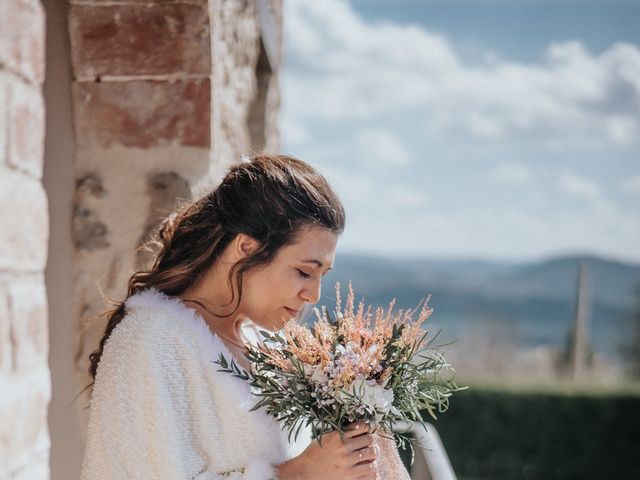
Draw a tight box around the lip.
[284,307,300,316]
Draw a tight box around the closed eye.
[296,269,311,278]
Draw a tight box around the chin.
[255,319,282,333]
[272,320,286,331]
[273,317,290,331]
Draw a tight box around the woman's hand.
[275,421,379,480]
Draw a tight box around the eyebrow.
[301,259,333,271]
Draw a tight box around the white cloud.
[491,163,534,185]
[283,0,640,148]
[621,174,640,194]
[559,173,602,199]
[281,1,640,264]
[354,128,412,167]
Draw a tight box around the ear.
[232,233,261,260]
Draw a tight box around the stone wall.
[0,1,51,479]
[67,0,283,408]
[67,1,213,382]
[0,0,283,478]
[210,0,282,175]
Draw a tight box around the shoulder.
[98,288,212,370]
[102,287,233,370]
[123,287,196,334]
[123,287,222,343]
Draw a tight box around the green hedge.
[403,384,640,480]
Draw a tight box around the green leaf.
[219,353,229,369]
[259,330,272,339]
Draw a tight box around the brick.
[69,2,211,78]
[7,280,48,372]
[0,0,45,84]
[6,76,45,179]
[72,78,211,149]
[0,169,49,272]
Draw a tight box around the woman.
[80,155,382,479]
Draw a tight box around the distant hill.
[314,252,640,358]
[483,255,640,308]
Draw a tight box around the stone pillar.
[0,1,51,479]
[0,0,283,477]
[211,0,283,165]
[67,0,283,414]
[67,0,214,412]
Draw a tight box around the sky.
[279,0,640,264]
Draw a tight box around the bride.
[80,154,410,479]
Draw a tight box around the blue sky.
[279,0,640,264]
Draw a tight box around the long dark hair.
[84,154,345,396]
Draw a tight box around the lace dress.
[373,429,412,480]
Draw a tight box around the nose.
[300,277,322,305]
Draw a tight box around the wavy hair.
[82,154,345,398]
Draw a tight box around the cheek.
[244,267,301,314]
[269,269,303,299]
[244,276,280,313]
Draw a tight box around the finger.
[355,473,376,480]
[350,445,378,466]
[353,459,378,478]
[344,422,370,439]
[347,433,375,452]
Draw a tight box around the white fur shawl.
[80,287,310,480]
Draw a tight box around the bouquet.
[214,281,465,462]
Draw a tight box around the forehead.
[282,225,338,265]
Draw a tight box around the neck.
[213,327,249,352]
[178,265,247,344]
[180,297,248,350]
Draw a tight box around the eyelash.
[297,269,331,279]
[296,269,311,279]
[296,268,311,278]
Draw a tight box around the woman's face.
[241,223,338,332]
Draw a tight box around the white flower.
[337,378,395,418]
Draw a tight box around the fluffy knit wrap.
[80,287,310,480]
